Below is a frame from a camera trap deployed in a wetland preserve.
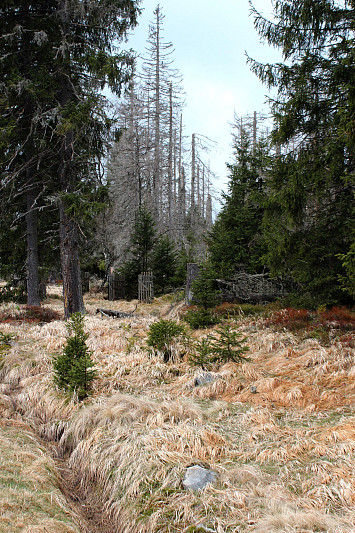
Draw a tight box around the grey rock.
[250,385,257,394]
[182,465,217,491]
[194,371,217,387]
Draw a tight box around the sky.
[123,0,282,194]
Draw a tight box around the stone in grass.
[183,465,217,491]
[194,371,217,387]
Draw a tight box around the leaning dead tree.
[217,272,286,303]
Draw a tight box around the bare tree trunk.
[202,165,205,220]
[153,8,161,213]
[57,0,85,319]
[253,111,257,154]
[59,200,85,318]
[206,193,213,228]
[197,164,200,217]
[168,82,173,233]
[26,184,40,306]
[191,133,196,210]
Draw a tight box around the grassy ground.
[0,287,354,532]
[0,420,81,533]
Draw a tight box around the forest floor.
[0,286,354,533]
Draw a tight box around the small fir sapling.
[211,318,250,365]
[53,313,96,400]
[184,261,221,329]
[189,318,249,369]
[147,318,188,362]
[188,336,215,370]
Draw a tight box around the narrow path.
[55,457,119,533]
[5,383,121,533]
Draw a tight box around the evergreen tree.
[209,121,269,277]
[1,1,141,316]
[209,319,249,365]
[131,205,157,272]
[249,0,355,305]
[53,313,96,400]
[151,235,177,295]
[191,262,220,311]
[119,205,156,298]
[0,1,61,304]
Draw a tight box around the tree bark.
[59,200,85,318]
[26,184,40,306]
[55,0,85,319]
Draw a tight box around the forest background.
[0,0,354,314]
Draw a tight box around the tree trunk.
[191,133,196,210]
[168,81,173,233]
[26,185,40,306]
[56,0,85,319]
[59,200,85,318]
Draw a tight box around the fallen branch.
[96,305,138,319]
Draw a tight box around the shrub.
[318,306,355,329]
[147,319,188,362]
[0,285,26,303]
[0,305,61,324]
[210,319,250,365]
[265,308,312,331]
[183,308,220,329]
[189,319,249,369]
[53,313,96,400]
[188,336,215,370]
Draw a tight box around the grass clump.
[147,318,188,362]
[53,312,96,400]
[214,302,266,318]
[0,331,14,349]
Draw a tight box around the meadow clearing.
[0,286,354,533]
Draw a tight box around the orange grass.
[0,296,354,532]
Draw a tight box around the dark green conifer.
[248,0,355,305]
[53,313,96,400]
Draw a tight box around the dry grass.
[0,295,354,532]
[0,419,81,533]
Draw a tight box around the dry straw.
[0,294,354,532]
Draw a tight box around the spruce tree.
[0,0,141,316]
[119,205,156,298]
[151,236,177,295]
[53,313,96,400]
[249,0,355,305]
[209,120,269,277]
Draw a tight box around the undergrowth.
[147,318,188,362]
[0,305,61,324]
[264,306,355,344]
[0,284,26,304]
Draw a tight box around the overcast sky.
[124,0,281,193]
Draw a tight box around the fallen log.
[96,305,137,319]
